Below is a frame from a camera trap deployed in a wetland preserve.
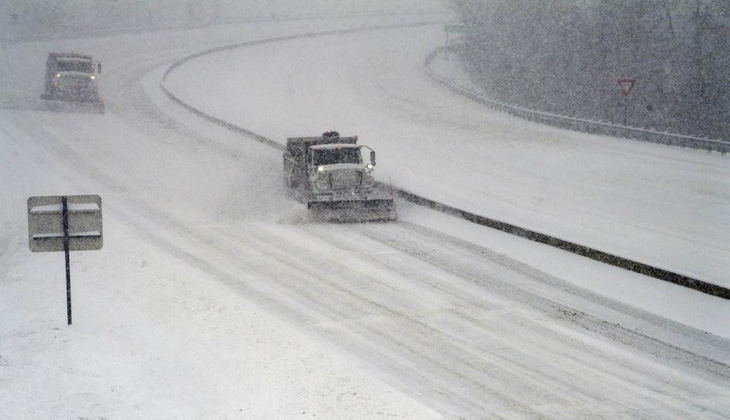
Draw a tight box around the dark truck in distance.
[283,131,396,222]
[41,52,104,112]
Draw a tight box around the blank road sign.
[28,195,103,252]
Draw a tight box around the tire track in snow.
[295,222,730,418]
[353,223,730,376]
[57,186,728,420]
[7,23,730,419]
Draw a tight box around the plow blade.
[308,199,397,222]
[42,98,105,114]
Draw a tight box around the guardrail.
[424,46,729,155]
[159,25,730,300]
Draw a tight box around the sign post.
[28,195,103,325]
[618,78,636,126]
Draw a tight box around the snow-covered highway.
[2,16,730,419]
[164,24,730,287]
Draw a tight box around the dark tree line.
[450,0,729,140]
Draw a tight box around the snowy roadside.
[0,208,440,419]
[424,46,481,92]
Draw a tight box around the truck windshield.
[57,59,94,73]
[312,148,363,166]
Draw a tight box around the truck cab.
[283,132,395,222]
[307,143,376,196]
[41,52,104,111]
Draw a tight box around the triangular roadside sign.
[618,78,636,96]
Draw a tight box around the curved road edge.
[158,25,730,300]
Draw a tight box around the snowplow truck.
[41,53,104,112]
[283,131,397,222]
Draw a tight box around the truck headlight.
[55,73,61,78]
[90,75,96,80]
[317,165,324,172]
